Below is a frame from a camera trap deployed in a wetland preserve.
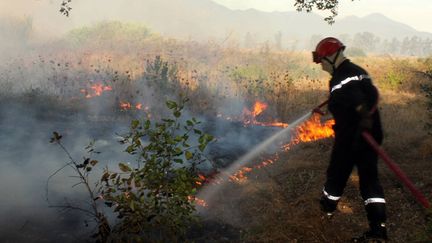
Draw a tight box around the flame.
[196,106,336,206]
[252,101,268,116]
[80,82,112,98]
[227,154,278,183]
[196,172,223,185]
[229,167,253,183]
[91,83,112,96]
[284,114,335,150]
[228,114,334,182]
[194,197,208,207]
[242,101,288,128]
[255,157,277,169]
[259,121,288,128]
[120,101,132,110]
[79,82,147,112]
[188,195,208,207]
[119,101,148,111]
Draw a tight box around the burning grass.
[0,26,431,241]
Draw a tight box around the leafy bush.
[48,134,110,242]
[383,69,406,89]
[49,98,214,242]
[229,65,268,97]
[66,21,153,46]
[229,65,267,83]
[145,55,180,98]
[101,97,213,241]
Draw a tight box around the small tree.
[294,0,342,24]
[48,134,111,242]
[49,97,214,242]
[60,0,72,17]
[100,97,213,241]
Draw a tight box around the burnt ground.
[184,90,432,243]
[1,94,431,242]
[189,135,432,242]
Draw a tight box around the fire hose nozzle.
[312,100,329,116]
[312,108,325,116]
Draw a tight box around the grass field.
[1,22,431,242]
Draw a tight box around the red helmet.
[312,37,345,63]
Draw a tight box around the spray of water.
[197,111,313,209]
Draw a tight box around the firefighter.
[312,37,387,242]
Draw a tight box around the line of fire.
[80,81,335,208]
[191,101,335,207]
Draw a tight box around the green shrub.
[66,21,153,46]
[100,97,214,241]
[145,55,179,98]
[229,65,268,96]
[383,69,405,89]
[49,98,214,242]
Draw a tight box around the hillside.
[2,0,432,50]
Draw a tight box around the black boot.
[319,195,338,213]
[352,223,387,243]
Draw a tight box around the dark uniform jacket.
[328,59,383,148]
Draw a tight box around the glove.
[312,107,325,116]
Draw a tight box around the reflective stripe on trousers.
[365,197,386,205]
[323,189,341,201]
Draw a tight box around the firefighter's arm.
[355,82,380,131]
[347,84,375,131]
[356,104,373,131]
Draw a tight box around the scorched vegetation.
[1,21,431,242]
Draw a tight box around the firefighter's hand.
[356,104,370,117]
[312,108,325,116]
[356,104,372,131]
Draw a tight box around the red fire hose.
[312,100,430,209]
[361,131,430,209]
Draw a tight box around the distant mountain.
[328,13,432,39]
[18,0,432,51]
[71,0,430,48]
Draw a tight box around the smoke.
[0,56,292,241]
[0,101,123,241]
[0,52,247,241]
[197,111,312,206]
[0,2,299,240]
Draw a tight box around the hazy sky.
[212,0,432,33]
[0,0,431,36]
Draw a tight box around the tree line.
[309,32,432,57]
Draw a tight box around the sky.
[0,0,431,38]
[212,0,432,33]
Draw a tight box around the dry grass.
[194,55,432,242]
[1,36,431,242]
